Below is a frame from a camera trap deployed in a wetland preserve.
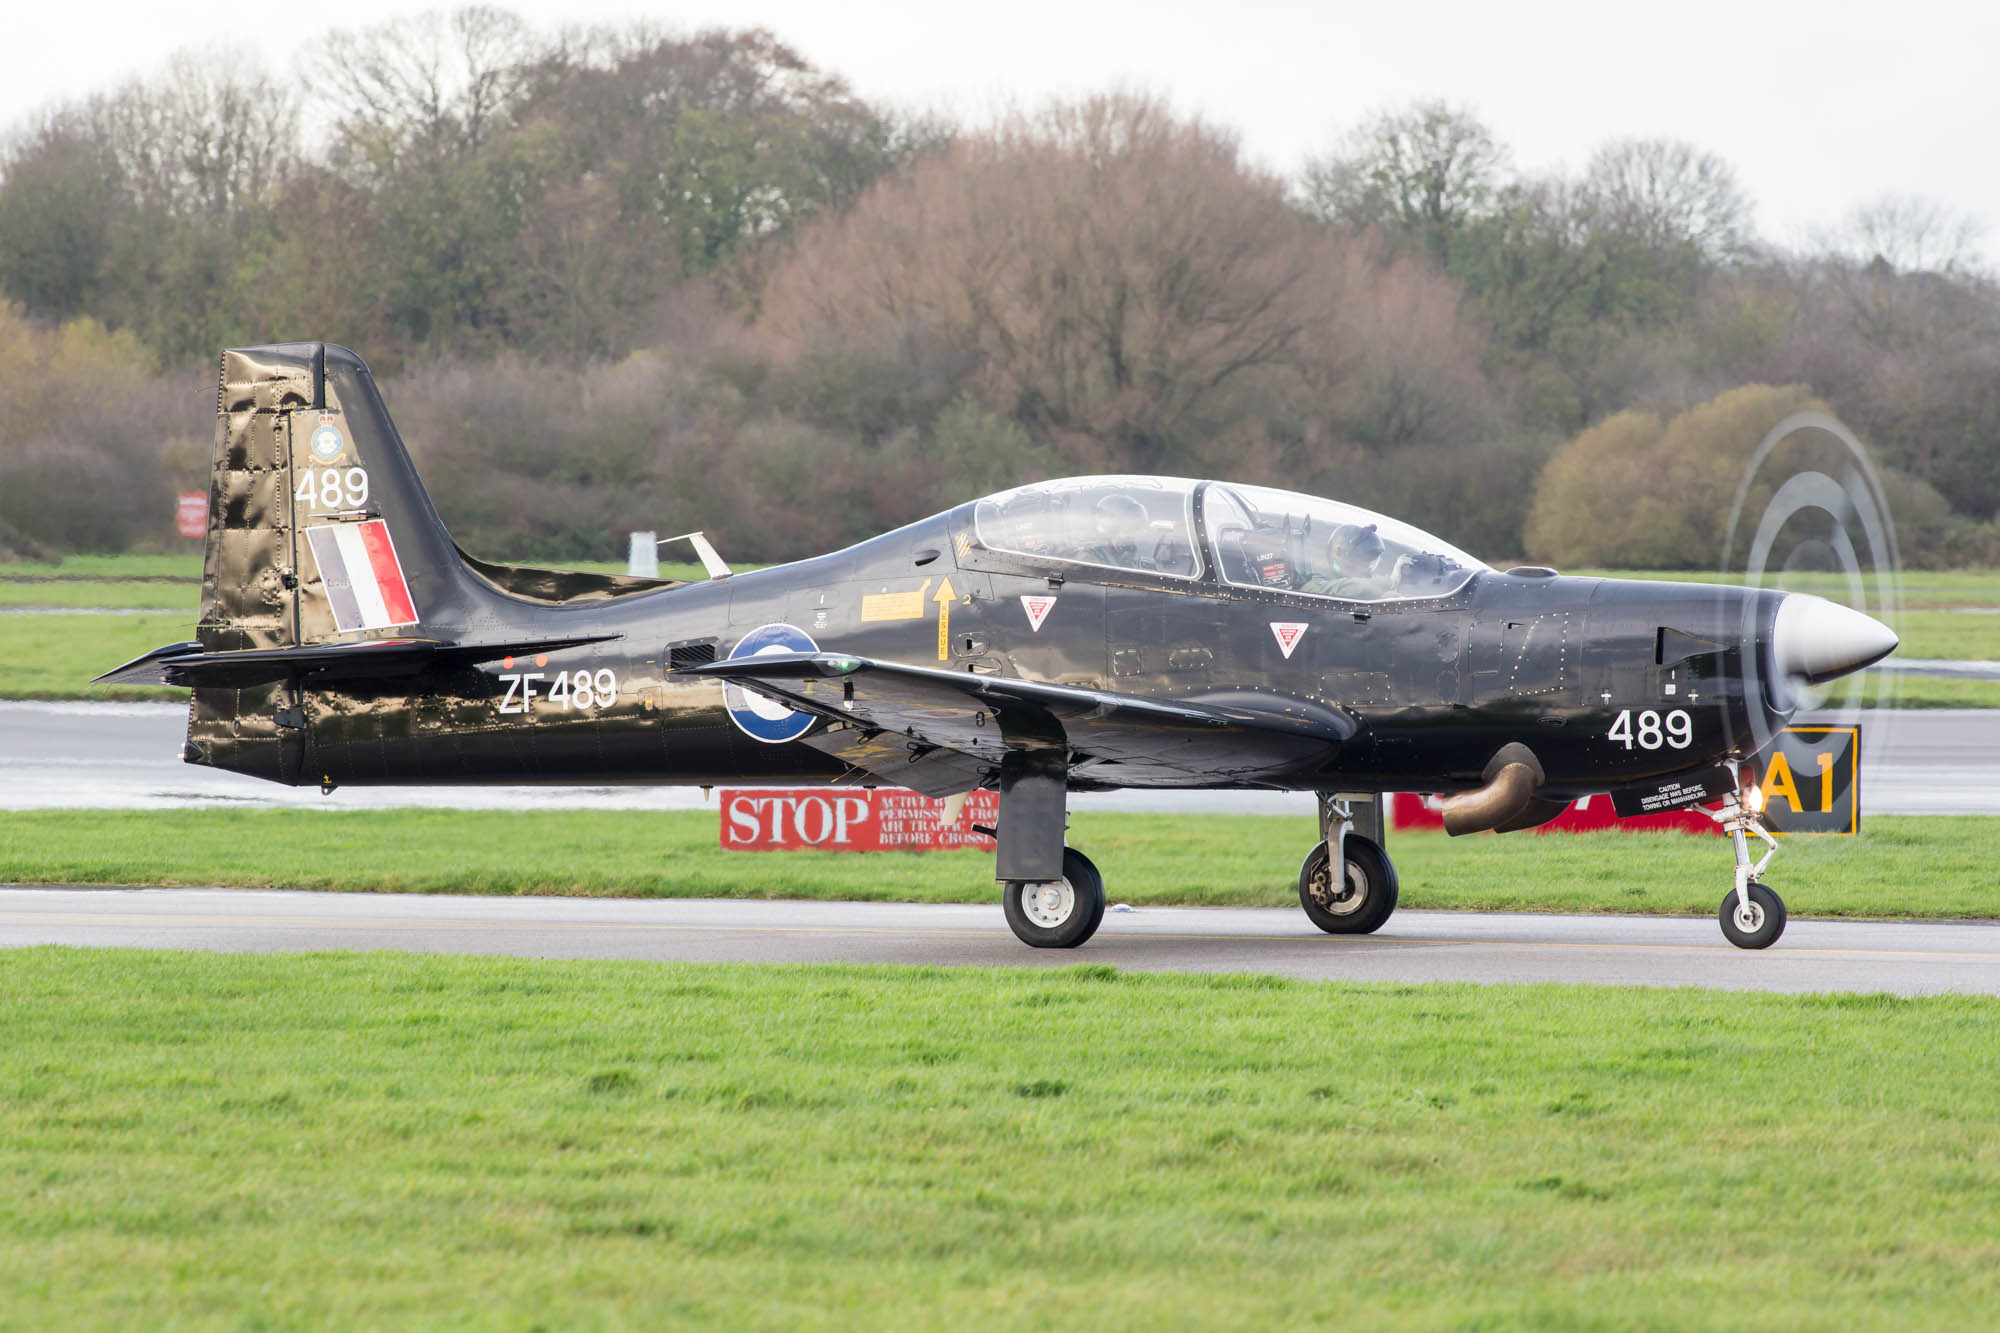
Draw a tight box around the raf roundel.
[310,421,344,461]
[721,623,820,743]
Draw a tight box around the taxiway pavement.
[6,887,1998,995]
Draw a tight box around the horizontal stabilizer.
[96,633,621,689]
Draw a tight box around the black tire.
[1299,834,1399,935]
[1002,847,1107,948]
[1719,883,1786,949]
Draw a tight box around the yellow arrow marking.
[934,575,957,660]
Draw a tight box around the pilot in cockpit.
[1302,523,1387,599]
[1083,493,1151,570]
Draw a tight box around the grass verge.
[0,553,202,579]
[1885,609,2000,660]
[0,579,199,609]
[3,950,1998,1328]
[0,613,194,700]
[5,809,1995,919]
[1883,675,2000,709]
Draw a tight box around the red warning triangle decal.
[1020,595,1056,632]
[1269,621,1308,659]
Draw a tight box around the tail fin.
[168,343,474,780]
[136,342,673,784]
[205,342,473,653]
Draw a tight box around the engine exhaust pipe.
[1440,742,1546,837]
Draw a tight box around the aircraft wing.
[684,652,1353,793]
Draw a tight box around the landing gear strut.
[993,751,1105,948]
[1300,795,1399,935]
[1706,763,1785,949]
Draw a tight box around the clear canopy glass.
[969,476,1484,600]
[971,476,1202,579]
[1204,482,1485,601]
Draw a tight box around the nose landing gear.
[1721,882,1786,949]
[1706,765,1786,949]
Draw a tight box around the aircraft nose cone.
[1772,594,1899,685]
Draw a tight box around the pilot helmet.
[1093,493,1147,557]
[1329,523,1384,572]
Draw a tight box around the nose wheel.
[1705,770,1786,949]
[1720,882,1786,949]
[1002,847,1106,948]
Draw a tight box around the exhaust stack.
[1440,742,1546,837]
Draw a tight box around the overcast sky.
[5,0,1994,255]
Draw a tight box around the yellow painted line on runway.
[4,910,1999,962]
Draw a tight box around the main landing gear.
[1706,764,1786,949]
[990,773,1404,949]
[1299,796,1399,935]
[994,752,1108,949]
[1002,847,1106,948]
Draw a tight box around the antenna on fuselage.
[659,531,732,580]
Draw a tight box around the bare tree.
[761,94,1493,477]
[1300,100,1508,267]
[1583,137,1750,262]
[321,6,535,167]
[763,95,1328,471]
[1828,194,1986,275]
[100,51,298,220]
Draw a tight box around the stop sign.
[176,491,207,538]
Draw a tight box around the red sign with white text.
[720,788,1000,851]
[176,491,208,538]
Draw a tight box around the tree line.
[1,7,1995,567]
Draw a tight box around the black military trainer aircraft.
[104,344,1899,950]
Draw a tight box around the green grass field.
[0,553,203,580]
[4,949,1998,1328]
[0,579,197,608]
[3,613,197,700]
[6,809,1995,920]
[1879,676,2000,709]
[1889,609,2000,659]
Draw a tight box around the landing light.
[1744,783,1766,814]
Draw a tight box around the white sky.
[5,0,1996,254]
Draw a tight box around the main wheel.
[1299,834,1399,935]
[1002,847,1107,948]
[1719,883,1786,949]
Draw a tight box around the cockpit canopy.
[970,476,1485,602]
